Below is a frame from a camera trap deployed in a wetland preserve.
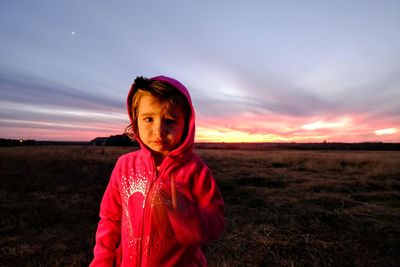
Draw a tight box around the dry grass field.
[1,146,399,266]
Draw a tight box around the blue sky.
[1,0,399,142]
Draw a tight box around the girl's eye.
[165,118,176,124]
[144,117,153,122]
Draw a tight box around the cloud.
[192,69,337,120]
[0,72,124,111]
[375,128,398,136]
[302,119,350,131]
[0,71,129,140]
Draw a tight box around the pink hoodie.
[90,76,225,267]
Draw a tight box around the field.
[1,146,400,266]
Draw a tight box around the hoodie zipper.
[137,157,167,266]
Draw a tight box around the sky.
[0,0,399,143]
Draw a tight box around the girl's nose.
[153,121,167,137]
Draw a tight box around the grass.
[1,146,399,266]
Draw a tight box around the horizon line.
[1,138,399,145]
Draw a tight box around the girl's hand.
[170,175,179,212]
[170,175,192,213]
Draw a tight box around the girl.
[90,76,225,266]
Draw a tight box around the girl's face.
[137,93,186,158]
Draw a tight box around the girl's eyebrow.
[139,112,155,117]
[139,112,181,118]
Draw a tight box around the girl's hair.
[125,77,191,141]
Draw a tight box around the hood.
[127,75,195,159]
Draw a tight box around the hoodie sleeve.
[168,164,225,246]
[90,159,123,267]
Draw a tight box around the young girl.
[90,76,225,266]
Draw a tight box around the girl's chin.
[149,145,171,156]
[145,142,180,157]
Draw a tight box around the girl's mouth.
[151,140,168,145]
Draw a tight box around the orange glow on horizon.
[196,126,328,143]
[196,127,287,142]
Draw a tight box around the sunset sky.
[1,1,399,142]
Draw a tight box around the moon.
[71,31,75,35]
